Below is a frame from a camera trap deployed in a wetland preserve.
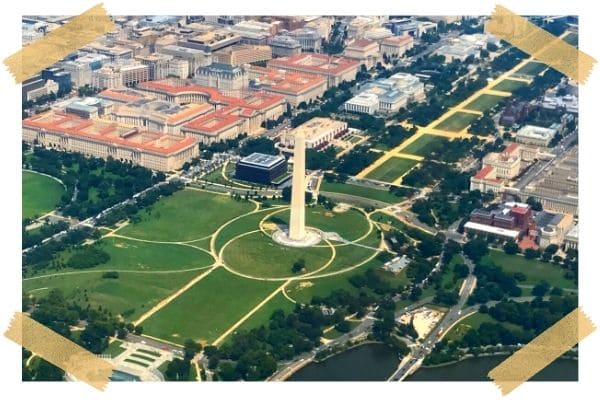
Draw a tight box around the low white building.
[515,125,558,147]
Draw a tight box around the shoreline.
[421,350,578,369]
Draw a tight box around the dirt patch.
[297,281,314,290]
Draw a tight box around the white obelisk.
[289,129,306,241]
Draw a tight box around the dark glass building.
[235,152,287,185]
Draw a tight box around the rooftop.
[239,152,286,168]
[464,221,520,239]
[23,111,197,155]
[268,53,360,75]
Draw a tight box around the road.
[22,173,183,255]
[388,254,478,381]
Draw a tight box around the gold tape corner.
[5,312,113,390]
[4,3,115,83]
[485,4,596,84]
[488,307,595,395]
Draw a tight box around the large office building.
[235,152,287,185]
[230,20,277,45]
[289,28,322,52]
[213,44,272,66]
[267,53,360,88]
[195,63,248,96]
[380,35,414,58]
[268,35,302,57]
[22,111,198,171]
[178,30,242,52]
[247,66,327,107]
[158,44,212,78]
[344,72,425,114]
[521,146,578,215]
[515,124,558,147]
[279,117,348,152]
[343,39,380,69]
[470,143,522,194]
[136,79,285,143]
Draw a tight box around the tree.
[463,238,489,262]
[526,196,543,211]
[34,359,64,381]
[184,339,202,360]
[524,248,541,259]
[503,240,519,255]
[292,258,306,273]
[532,281,550,297]
[165,358,191,381]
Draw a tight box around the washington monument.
[288,129,306,241]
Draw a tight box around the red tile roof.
[23,111,197,155]
[511,206,530,215]
[347,38,376,49]
[474,165,494,180]
[382,35,413,45]
[503,142,520,155]
[267,53,360,76]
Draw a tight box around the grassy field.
[492,79,528,92]
[268,206,371,242]
[232,292,296,335]
[464,94,505,112]
[439,254,466,291]
[434,112,479,132]
[322,231,381,274]
[119,189,255,241]
[516,61,548,76]
[365,157,418,183]
[22,171,65,220]
[444,312,496,342]
[323,320,361,340]
[482,250,576,290]
[142,268,280,344]
[103,340,126,357]
[214,208,279,253]
[223,231,333,279]
[402,134,449,157]
[23,270,200,321]
[320,181,403,204]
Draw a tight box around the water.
[288,343,399,381]
[110,370,141,382]
[407,355,578,381]
[288,343,578,381]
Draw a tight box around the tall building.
[213,44,272,66]
[235,153,287,185]
[289,128,306,241]
[289,28,322,52]
[343,39,380,69]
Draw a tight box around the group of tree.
[66,246,111,269]
[334,146,379,175]
[22,220,69,249]
[467,262,522,304]
[163,339,202,381]
[239,137,278,157]
[24,148,166,221]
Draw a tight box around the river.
[288,343,577,381]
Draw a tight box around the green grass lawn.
[142,268,279,345]
[365,157,418,183]
[223,231,333,279]
[320,181,403,204]
[22,170,65,220]
[130,353,156,362]
[402,134,449,157]
[214,208,279,253]
[434,112,479,132]
[323,320,361,340]
[124,358,149,368]
[482,250,576,290]
[464,94,505,112]
[516,61,548,76]
[322,231,381,274]
[119,189,254,241]
[445,312,496,342]
[445,312,525,342]
[23,270,200,321]
[492,79,528,92]
[103,340,126,357]
[440,254,465,291]
[268,206,371,242]
[136,348,160,357]
[232,292,296,335]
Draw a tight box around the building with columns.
[22,111,198,171]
